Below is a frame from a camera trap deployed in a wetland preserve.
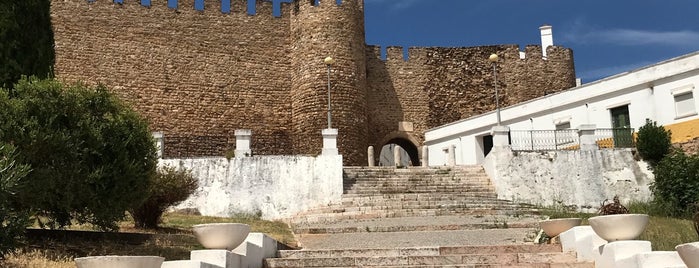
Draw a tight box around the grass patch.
[639,216,697,251]
[161,213,296,246]
[1,213,296,268]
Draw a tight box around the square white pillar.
[595,241,652,268]
[232,233,278,268]
[191,250,242,268]
[322,128,338,155]
[635,251,686,268]
[491,125,510,148]
[152,132,164,158]
[161,260,220,268]
[234,129,252,158]
[560,226,608,262]
[578,124,598,151]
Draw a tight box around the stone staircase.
[291,167,539,226]
[265,166,593,267]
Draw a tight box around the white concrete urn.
[192,223,251,250]
[539,218,582,237]
[75,256,164,268]
[676,242,699,268]
[588,214,649,241]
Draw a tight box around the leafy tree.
[651,149,699,217]
[131,166,198,229]
[0,77,156,231]
[636,119,672,168]
[0,144,31,258]
[0,0,55,89]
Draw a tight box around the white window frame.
[672,84,696,119]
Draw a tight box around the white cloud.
[565,28,699,47]
[365,0,421,10]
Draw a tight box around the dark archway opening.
[379,138,420,166]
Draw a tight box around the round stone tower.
[290,0,368,165]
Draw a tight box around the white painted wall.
[160,155,343,220]
[483,148,653,211]
[426,51,699,165]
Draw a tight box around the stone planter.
[588,214,649,241]
[192,223,251,250]
[539,218,582,237]
[75,256,164,268]
[676,242,699,268]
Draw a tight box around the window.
[555,122,571,130]
[674,92,696,118]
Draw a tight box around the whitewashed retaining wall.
[483,148,653,211]
[160,155,343,220]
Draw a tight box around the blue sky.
[361,0,699,83]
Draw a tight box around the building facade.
[425,51,699,165]
[50,0,576,165]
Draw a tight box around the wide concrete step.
[290,208,540,225]
[343,187,495,195]
[265,253,582,267]
[343,174,491,180]
[291,215,543,234]
[340,193,500,199]
[278,244,564,258]
[299,203,535,215]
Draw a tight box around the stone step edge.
[291,222,539,234]
[264,252,580,267]
[277,244,564,258]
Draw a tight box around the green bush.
[0,144,31,258]
[651,149,699,217]
[636,119,672,168]
[131,166,198,229]
[0,77,157,231]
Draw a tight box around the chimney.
[539,25,553,58]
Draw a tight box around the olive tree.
[0,77,156,230]
[0,144,30,258]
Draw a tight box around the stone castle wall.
[50,0,576,165]
[51,0,295,158]
[366,44,575,149]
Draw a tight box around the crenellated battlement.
[367,44,572,64]
[50,0,575,165]
[58,0,286,18]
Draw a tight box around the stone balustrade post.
[367,146,375,167]
[421,146,429,167]
[152,132,164,159]
[491,125,511,148]
[578,124,598,151]
[321,128,338,156]
[234,129,252,158]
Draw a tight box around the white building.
[425,51,699,166]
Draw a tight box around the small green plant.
[635,119,672,168]
[130,166,198,229]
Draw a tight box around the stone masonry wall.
[290,0,368,165]
[51,0,293,157]
[51,0,576,164]
[366,44,576,149]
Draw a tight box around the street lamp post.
[324,56,335,129]
[488,53,501,126]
